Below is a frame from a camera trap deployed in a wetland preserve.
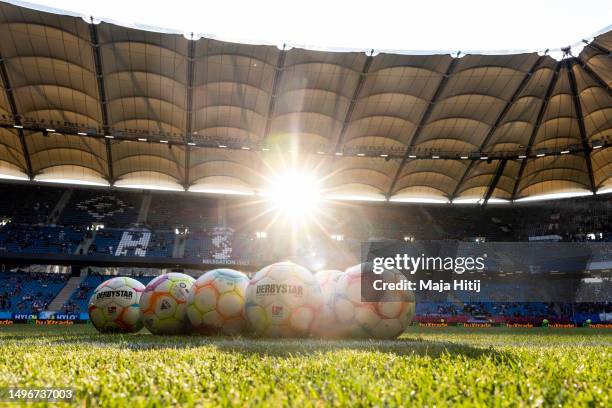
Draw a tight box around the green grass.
[0,325,610,407]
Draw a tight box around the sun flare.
[265,171,321,217]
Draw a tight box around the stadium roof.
[0,1,611,203]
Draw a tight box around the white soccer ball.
[315,269,343,302]
[187,268,249,335]
[245,261,323,337]
[333,264,415,339]
[88,277,145,333]
[140,273,195,335]
[311,269,344,338]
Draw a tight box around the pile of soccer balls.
[88,261,415,339]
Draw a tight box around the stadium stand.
[0,271,68,313]
[89,229,123,256]
[146,194,217,229]
[0,224,85,255]
[0,183,610,265]
[145,231,175,257]
[183,227,250,264]
[183,231,213,260]
[89,229,174,257]
[60,190,141,228]
[0,184,62,224]
[0,179,609,325]
[415,301,612,325]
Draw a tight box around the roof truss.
[387,58,459,198]
[512,61,562,199]
[334,52,374,153]
[0,52,33,179]
[567,59,596,193]
[88,21,114,184]
[483,158,507,204]
[184,36,196,189]
[451,56,545,201]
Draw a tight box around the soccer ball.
[315,269,343,303]
[187,268,249,335]
[88,277,145,333]
[311,269,344,338]
[245,261,323,337]
[140,273,195,335]
[333,264,415,339]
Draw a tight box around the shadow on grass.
[0,325,515,362]
[208,336,516,363]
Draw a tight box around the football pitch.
[0,325,610,407]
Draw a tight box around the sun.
[265,171,321,217]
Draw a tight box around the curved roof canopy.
[0,1,610,203]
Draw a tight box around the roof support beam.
[483,159,507,205]
[0,53,34,179]
[585,41,611,56]
[88,21,114,184]
[257,47,287,175]
[334,52,374,153]
[450,161,475,202]
[576,56,612,96]
[512,61,561,200]
[184,36,196,190]
[387,58,459,198]
[262,46,287,148]
[567,59,596,193]
[450,56,545,201]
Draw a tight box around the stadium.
[0,0,610,405]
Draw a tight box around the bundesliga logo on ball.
[88,277,145,333]
[187,268,249,335]
[245,261,323,337]
[140,273,195,335]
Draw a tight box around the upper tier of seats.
[0,181,608,243]
[0,184,62,224]
[0,225,84,255]
[0,182,610,267]
[147,193,217,229]
[60,190,141,227]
